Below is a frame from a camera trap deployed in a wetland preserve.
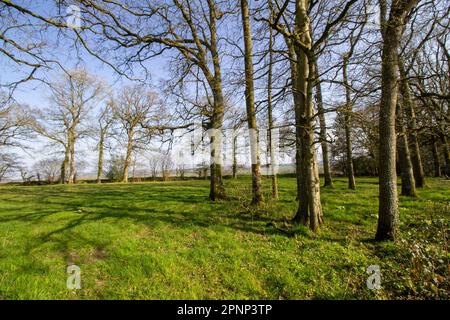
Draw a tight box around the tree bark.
[342,56,356,189]
[314,61,333,188]
[97,134,104,183]
[232,133,238,179]
[208,91,226,201]
[122,128,133,183]
[240,0,264,205]
[396,102,416,196]
[398,58,425,188]
[60,143,69,184]
[431,137,441,177]
[440,133,450,177]
[376,0,418,241]
[206,1,226,201]
[68,130,75,184]
[288,43,308,225]
[267,0,279,199]
[291,0,323,231]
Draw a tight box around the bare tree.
[0,152,19,182]
[32,158,61,184]
[111,85,159,183]
[149,154,161,181]
[47,0,236,200]
[376,0,419,241]
[399,59,426,188]
[161,153,174,181]
[224,106,246,180]
[0,93,33,149]
[396,99,416,196]
[340,20,365,190]
[268,0,358,230]
[18,166,32,184]
[31,69,104,184]
[49,69,104,184]
[314,62,333,188]
[240,0,264,205]
[105,153,125,182]
[96,103,114,183]
[266,0,280,197]
[0,0,69,92]
[176,164,187,179]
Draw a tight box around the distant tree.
[96,103,114,183]
[31,69,104,184]
[18,165,34,184]
[105,154,125,182]
[176,164,187,179]
[161,154,174,182]
[32,158,61,184]
[0,152,19,182]
[0,92,33,149]
[73,157,89,183]
[110,85,159,183]
[148,154,161,181]
[331,106,379,177]
[64,0,232,201]
[340,19,365,190]
[48,69,104,184]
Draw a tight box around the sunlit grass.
[0,176,448,299]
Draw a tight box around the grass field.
[0,176,448,299]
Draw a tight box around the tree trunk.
[122,129,133,183]
[209,162,225,200]
[342,56,356,189]
[131,157,137,182]
[376,0,418,241]
[240,0,264,205]
[97,134,104,183]
[267,1,279,199]
[207,3,226,201]
[60,144,69,184]
[68,131,75,184]
[314,61,333,188]
[291,0,323,230]
[440,133,450,177]
[288,43,308,225]
[268,128,279,199]
[208,124,225,201]
[431,138,441,177]
[396,102,416,196]
[398,58,425,188]
[232,133,238,179]
[305,60,324,231]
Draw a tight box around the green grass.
[0,176,448,299]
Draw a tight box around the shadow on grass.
[0,179,386,261]
[0,184,308,259]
